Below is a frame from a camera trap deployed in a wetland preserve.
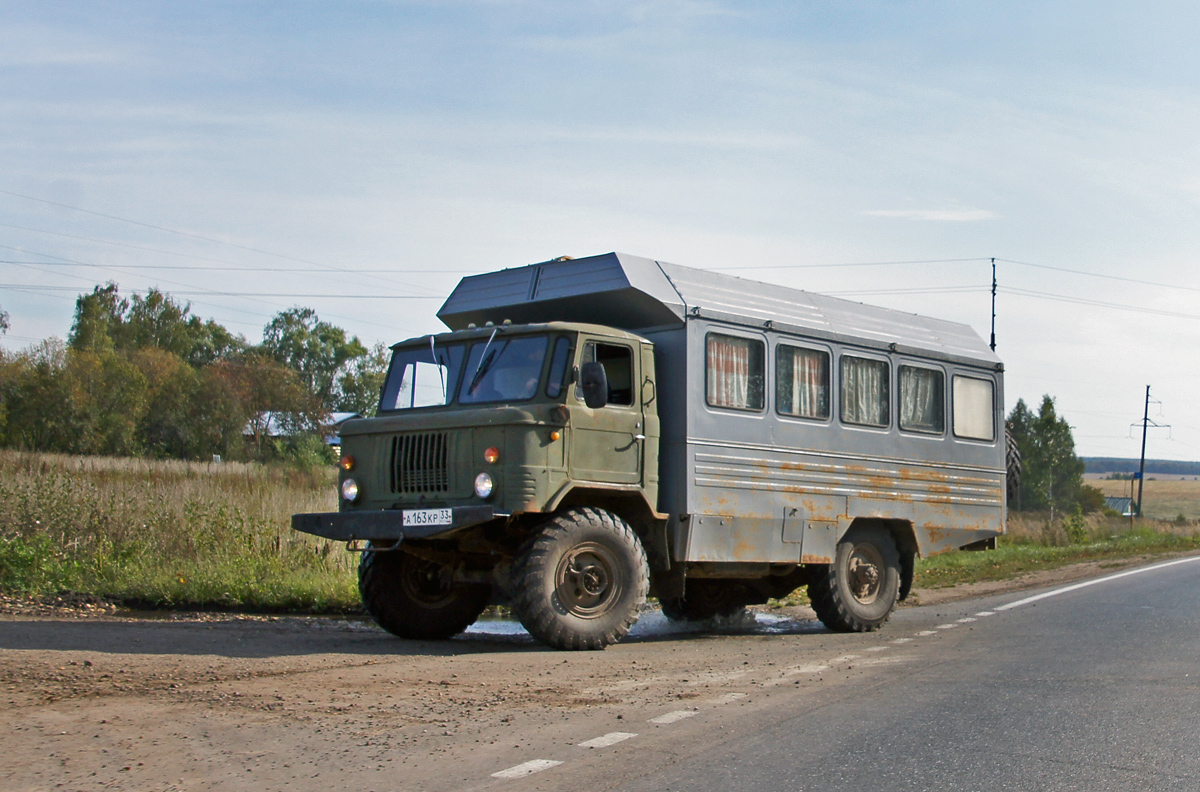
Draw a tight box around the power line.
[1000,285,1200,321]
[1,284,439,299]
[709,257,991,271]
[996,257,1200,294]
[0,188,330,266]
[0,188,453,294]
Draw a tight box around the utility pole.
[990,257,997,352]
[1136,385,1149,517]
[1132,386,1170,518]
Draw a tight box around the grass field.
[2,450,1199,614]
[0,450,358,611]
[1090,476,1200,521]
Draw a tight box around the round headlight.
[474,472,494,499]
[341,477,360,502]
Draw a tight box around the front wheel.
[512,508,650,650]
[358,548,491,640]
[808,524,900,632]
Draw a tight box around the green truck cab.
[294,320,666,650]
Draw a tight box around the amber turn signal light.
[483,447,500,464]
[339,455,354,471]
[550,431,561,441]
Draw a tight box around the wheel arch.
[549,486,670,572]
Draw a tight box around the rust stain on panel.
[800,554,833,564]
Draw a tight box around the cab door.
[569,339,643,485]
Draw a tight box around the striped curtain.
[707,335,753,408]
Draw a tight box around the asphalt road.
[521,556,1200,792]
[2,556,1199,791]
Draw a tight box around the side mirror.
[579,361,609,409]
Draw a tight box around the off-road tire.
[660,580,750,622]
[358,548,490,640]
[1005,424,1022,506]
[511,507,649,650]
[808,523,901,632]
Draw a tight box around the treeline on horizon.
[1083,458,1200,476]
[0,284,389,464]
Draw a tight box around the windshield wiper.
[466,327,499,395]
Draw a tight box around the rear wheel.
[358,548,490,640]
[512,507,649,650]
[808,524,900,632]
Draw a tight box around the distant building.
[1105,496,1134,517]
[244,411,363,447]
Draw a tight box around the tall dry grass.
[0,450,359,611]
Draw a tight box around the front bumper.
[291,505,499,542]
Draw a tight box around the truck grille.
[390,433,449,493]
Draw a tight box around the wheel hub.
[554,543,621,618]
[847,545,883,604]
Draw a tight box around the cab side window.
[578,342,634,406]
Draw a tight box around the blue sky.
[3,1,1200,460]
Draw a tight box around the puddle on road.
[462,610,821,643]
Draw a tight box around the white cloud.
[862,209,999,222]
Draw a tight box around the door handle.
[634,434,646,441]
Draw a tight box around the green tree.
[1007,395,1087,515]
[0,304,9,334]
[120,288,244,366]
[261,308,366,410]
[69,284,244,366]
[335,342,390,416]
[67,283,126,354]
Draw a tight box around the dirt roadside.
[0,552,1191,792]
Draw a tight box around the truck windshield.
[459,335,549,404]
[380,341,465,411]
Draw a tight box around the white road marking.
[763,663,829,686]
[936,623,958,629]
[650,709,698,724]
[578,732,637,749]
[492,759,563,779]
[957,617,977,623]
[976,611,995,617]
[707,692,748,704]
[685,670,748,686]
[891,637,914,644]
[996,555,1200,611]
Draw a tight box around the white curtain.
[842,357,888,425]
[707,335,753,408]
[780,346,828,418]
[900,367,942,431]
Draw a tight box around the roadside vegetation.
[0,450,358,612]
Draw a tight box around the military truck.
[293,252,1007,650]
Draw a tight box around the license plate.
[402,508,453,527]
